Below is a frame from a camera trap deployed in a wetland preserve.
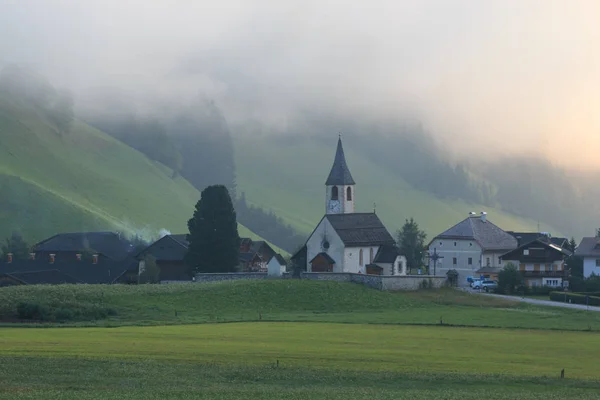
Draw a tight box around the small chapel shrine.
[294,137,407,275]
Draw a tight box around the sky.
[1,0,599,169]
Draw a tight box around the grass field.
[1,322,599,399]
[2,280,600,331]
[233,134,563,238]
[0,95,275,249]
[2,281,600,398]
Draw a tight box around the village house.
[428,212,518,286]
[500,239,571,288]
[293,137,406,275]
[575,237,600,278]
[134,234,191,282]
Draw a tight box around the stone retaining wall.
[194,271,447,291]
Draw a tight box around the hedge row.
[549,292,600,306]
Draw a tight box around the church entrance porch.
[310,252,335,273]
[366,264,383,275]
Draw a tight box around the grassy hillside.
[233,134,563,239]
[2,280,600,331]
[0,95,272,248]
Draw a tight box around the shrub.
[549,292,600,306]
[17,301,50,321]
[497,263,523,294]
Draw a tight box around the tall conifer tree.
[185,185,240,273]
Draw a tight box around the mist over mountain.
[0,1,599,243]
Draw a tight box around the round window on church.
[322,240,330,250]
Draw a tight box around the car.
[470,279,482,288]
[474,280,498,292]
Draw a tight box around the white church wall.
[306,218,345,272]
[344,245,380,274]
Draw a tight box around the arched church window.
[359,249,363,266]
[370,248,373,263]
[346,187,352,201]
[331,186,339,200]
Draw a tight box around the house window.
[596,259,600,267]
[359,249,363,266]
[346,187,352,201]
[331,186,338,200]
[439,242,443,246]
[468,257,472,265]
[469,242,472,246]
[369,248,374,263]
[454,242,457,247]
[453,257,457,265]
[486,257,490,267]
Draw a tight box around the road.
[468,290,600,312]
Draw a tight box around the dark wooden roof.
[501,239,571,261]
[435,216,517,251]
[506,231,568,248]
[325,213,395,246]
[34,232,134,261]
[325,137,355,185]
[310,252,336,264]
[0,257,133,284]
[135,235,188,261]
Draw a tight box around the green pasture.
[2,281,600,331]
[0,322,599,399]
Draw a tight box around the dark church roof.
[34,232,133,261]
[325,137,355,185]
[326,213,395,247]
[373,244,400,263]
[435,216,517,251]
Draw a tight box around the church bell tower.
[325,136,355,214]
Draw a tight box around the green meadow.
[1,281,600,398]
[0,322,599,399]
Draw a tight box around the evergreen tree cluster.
[235,193,305,253]
[1,232,30,260]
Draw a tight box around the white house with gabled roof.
[428,212,518,286]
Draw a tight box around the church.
[292,137,407,276]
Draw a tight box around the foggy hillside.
[0,1,599,245]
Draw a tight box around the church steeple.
[325,136,355,185]
[325,136,355,214]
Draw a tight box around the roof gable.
[310,252,336,264]
[436,216,517,251]
[135,235,188,261]
[325,137,355,185]
[575,237,600,257]
[325,213,395,247]
[373,244,399,263]
[502,239,571,260]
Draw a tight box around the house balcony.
[520,270,569,278]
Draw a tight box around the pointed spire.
[325,136,355,185]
